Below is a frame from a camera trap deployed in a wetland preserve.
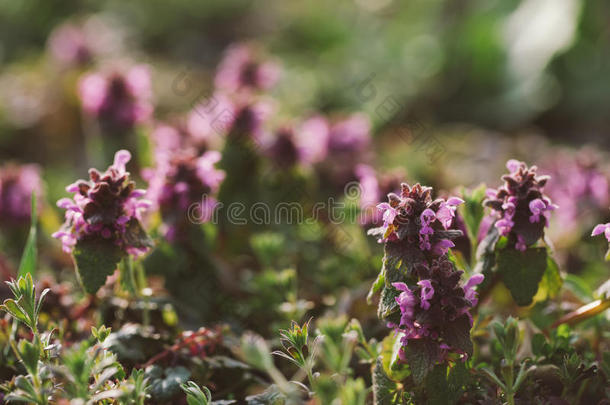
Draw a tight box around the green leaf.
[473,225,500,289]
[403,339,439,385]
[459,184,486,243]
[377,285,400,320]
[531,333,546,357]
[426,364,450,405]
[380,333,409,381]
[17,339,40,375]
[1,299,29,324]
[181,381,212,405]
[497,247,547,306]
[73,237,125,294]
[245,384,286,405]
[373,357,397,405]
[441,315,473,358]
[533,256,562,302]
[17,194,37,277]
[367,271,385,304]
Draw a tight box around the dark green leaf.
[533,256,562,302]
[73,237,125,294]
[373,357,397,405]
[377,285,400,320]
[123,218,153,249]
[403,339,439,384]
[473,225,500,290]
[497,247,547,306]
[441,315,473,357]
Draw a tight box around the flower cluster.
[215,43,280,93]
[374,183,464,256]
[484,160,557,251]
[0,164,42,225]
[391,257,484,360]
[78,65,152,131]
[144,148,225,241]
[53,150,151,255]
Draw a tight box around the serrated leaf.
[497,247,547,306]
[373,357,397,405]
[441,315,473,357]
[380,333,409,382]
[377,285,400,320]
[403,339,439,384]
[73,237,125,294]
[18,194,37,277]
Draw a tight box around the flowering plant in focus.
[484,159,557,252]
[0,164,42,226]
[367,181,479,384]
[78,65,152,132]
[476,159,561,306]
[53,150,152,293]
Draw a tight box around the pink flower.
[214,43,281,92]
[592,223,610,242]
[417,280,435,310]
[0,164,43,225]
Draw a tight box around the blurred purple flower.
[47,23,91,66]
[53,150,151,255]
[78,65,153,131]
[215,43,281,93]
[0,164,42,225]
[592,223,610,242]
[144,148,225,241]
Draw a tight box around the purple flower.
[0,164,42,225]
[390,257,483,360]
[78,65,153,131]
[295,116,330,165]
[215,43,281,93]
[53,150,151,255]
[371,182,464,256]
[356,165,403,226]
[144,148,225,241]
[47,23,91,66]
[592,223,610,242]
[327,114,371,154]
[484,159,556,250]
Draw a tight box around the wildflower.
[355,165,403,225]
[0,164,42,225]
[215,43,281,92]
[144,149,225,240]
[484,159,557,251]
[372,182,464,256]
[78,65,152,131]
[391,257,483,361]
[53,150,152,255]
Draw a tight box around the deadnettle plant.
[368,182,480,383]
[476,159,561,307]
[484,159,557,251]
[78,65,152,131]
[144,149,225,241]
[53,150,152,293]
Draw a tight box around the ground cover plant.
[1,2,610,404]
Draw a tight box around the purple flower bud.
[53,150,151,255]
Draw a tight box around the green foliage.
[497,247,548,306]
[459,184,487,245]
[73,237,125,294]
[181,381,212,405]
[1,273,49,334]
